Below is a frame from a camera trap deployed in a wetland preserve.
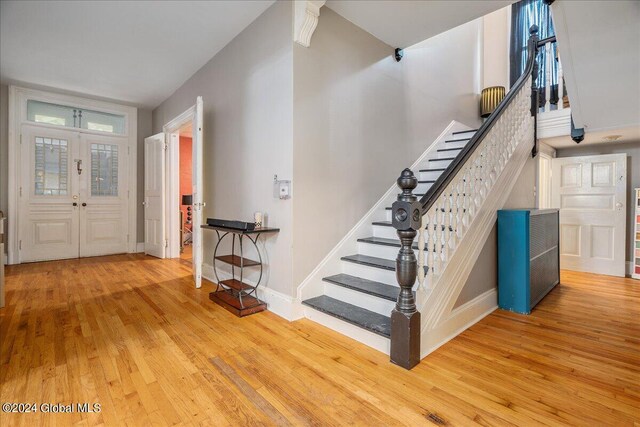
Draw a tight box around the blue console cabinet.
[497,209,560,314]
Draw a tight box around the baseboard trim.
[421,288,497,359]
[136,242,145,253]
[202,263,303,321]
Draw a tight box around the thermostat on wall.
[273,175,291,200]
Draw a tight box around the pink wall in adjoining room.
[179,136,193,228]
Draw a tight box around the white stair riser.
[443,140,468,149]
[428,158,454,168]
[437,149,462,159]
[358,241,402,259]
[420,170,444,181]
[342,260,397,284]
[416,181,434,193]
[323,282,396,316]
[373,224,398,239]
[302,306,390,354]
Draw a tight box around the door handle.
[615,202,623,210]
[82,203,87,207]
[72,202,78,207]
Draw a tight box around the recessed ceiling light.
[603,135,622,142]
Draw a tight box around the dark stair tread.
[430,157,456,161]
[341,254,429,274]
[452,129,478,135]
[419,167,447,172]
[372,221,455,232]
[323,274,399,302]
[437,147,464,152]
[302,296,391,338]
[358,236,419,250]
[418,180,436,184]
[385,206,467,213]
[445,138,472,143]
[341,254,396,270]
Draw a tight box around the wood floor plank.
[1,257,639,426]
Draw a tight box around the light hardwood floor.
[1,255,639,426]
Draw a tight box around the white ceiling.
[325,0,515,48]
[0,0,275,108]
[552,1,640,134]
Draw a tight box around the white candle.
[254,212,263,228]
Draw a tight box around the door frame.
[163,105,196,259]
[7,85,138,264]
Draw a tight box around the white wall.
[454,155,537,308]
[292,7,484,286]
[152,1,294,296]
[482,5,511,90]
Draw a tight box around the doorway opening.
[143,96,204,288]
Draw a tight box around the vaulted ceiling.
[0,0,275,108]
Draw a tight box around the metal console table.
[201,224,279,317]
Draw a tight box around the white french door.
[19,124,129,262]
[551,153,627,277]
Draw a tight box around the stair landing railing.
[390,26,543,369]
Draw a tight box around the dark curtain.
[510,0,559,106]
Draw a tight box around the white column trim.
[294,0,326,47]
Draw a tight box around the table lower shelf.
[209,290,267,317]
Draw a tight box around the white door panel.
[551,153,626,276]
[19,125,80,262]
[144,133,166,258]
[192,96,203,288]
[79,133,129,257]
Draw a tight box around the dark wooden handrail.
[537,35,556,47]
[417,25,541,215]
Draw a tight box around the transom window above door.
[27,100,126,135]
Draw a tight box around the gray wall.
[152,1,294,296]
[1,84,8,228]
[454,155,537,308]
[292,7,483,285]
[0,83,151,253]
[136,109,153,243]
[556,141,640,264]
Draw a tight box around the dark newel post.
[390,168,421,369]
[529,25,540,157]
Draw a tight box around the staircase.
[298,26,541,368]
[301,128,478,340]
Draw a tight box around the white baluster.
[417,217,426,291]
[557,51,564,111]
[545,42,551,112]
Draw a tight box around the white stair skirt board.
[421,288,497,358]
[202,263,303,321]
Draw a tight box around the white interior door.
[144,133,166,258]
[19,125,80,262]
[551,153,626,276]
[192,96,204,288]
[79,133,129,257]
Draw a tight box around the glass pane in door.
[90,143,118,196]
[34,137,68,195]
